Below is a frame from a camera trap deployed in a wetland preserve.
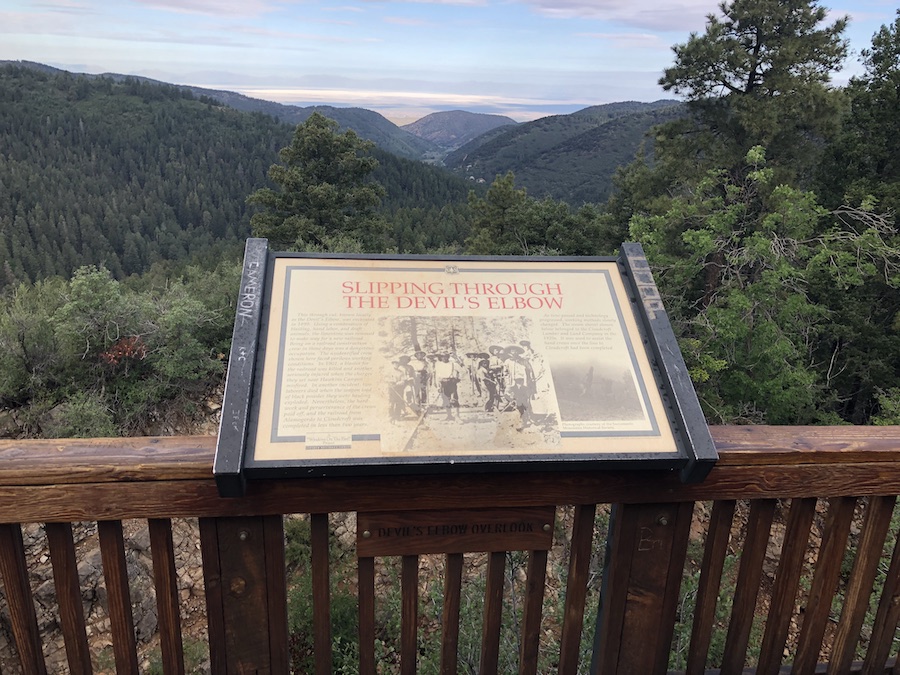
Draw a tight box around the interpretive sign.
[357,506,555,556]
[214,239,717,496]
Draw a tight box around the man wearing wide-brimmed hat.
[409,350,429,406]
[503,345,534,429]
[433,353,461,420]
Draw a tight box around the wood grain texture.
[1,426,898,477]
[198,516,285,674]
[148,518,185,675]
[263,515,289,675]
[440,552,464,675]
[793,497,857,673]
[358,556,376,675]
[479,551,506,675]
[218,517,275,673]
[311,513,332,675]
[861,520,900,675]
[45,522,93,674]
[654,501,695,674]
[592,502,636,675]
[198,517,227,674]
[2,427,900,675]
[756,498,817,675]
[0,426,900,522]
[0,523,47,674]
[594,502,692,674]
[829,496,896,674]
[557,503,596,675]
[401,554,419,675]
[8,457,900,526]
[686,500,736,675]
[720,499,776,674]
[98,520,140,673]
[519,548,548,675]
[8,463,900,523]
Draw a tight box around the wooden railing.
[2,426,900,673]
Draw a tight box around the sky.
[2,0,897,123]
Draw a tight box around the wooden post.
[591,501,693,674]
[200,515,288,674]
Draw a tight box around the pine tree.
[658,0,848,183]
[248,112,387,252]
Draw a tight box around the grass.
[280,506,610,674]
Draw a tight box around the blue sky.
[2,0,896,122]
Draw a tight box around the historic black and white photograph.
[549,356,645,422]
[376,315,561,454]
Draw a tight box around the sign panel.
[214,241,717,495]
[357,506,556,556]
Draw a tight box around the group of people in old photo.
[388,339,548,432]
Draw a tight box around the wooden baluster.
[198,517,226,674]
[720,499,777,675]
[756,497,817,674]
[148,518,185,675]
[0,523,47,674]
[98,520,139,673]
[686,499,736,675]
[519,548,548,675]
[861,510,900,675]
[557,503,596,675]
[591,501,693,675]
[358,556,376,675]
[479,550,506,675]
[440,552,464,675]
[829,496,896,674]
[792,496,857,674]
[311,513,332,675]
[45,521,92,673]
[401,554,419,675]
[198,515,287,674]
[264,515,289,674]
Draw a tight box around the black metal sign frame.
[214,239,717,496]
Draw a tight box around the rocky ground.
[0,519,209,673]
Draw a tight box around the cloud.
[576,31,664,47]
[360,0,487,5]
[514,0,719,32]
[237,26,372,40]
[131,0,278,18]
[234,85,572,108]
[220,80,668,121]
[383,16,430,26]
[31,1,97,14]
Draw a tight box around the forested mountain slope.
[2,61,439,160]
[402,110,517,151]
[444,101,684,204]
[0,65,473,287]
[177,85,440,160]
[0,65,286,284]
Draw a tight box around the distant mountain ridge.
[0,60,437,160]
[3,60,683,204]
[0,62,475,284]
[402,110,517,151]
[444,100,685,204]
[173,85,441,160]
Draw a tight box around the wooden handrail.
[1,426,900,524]
[4,425,900,484]
[2,425,900,673]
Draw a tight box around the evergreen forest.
[1,0,900,438]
